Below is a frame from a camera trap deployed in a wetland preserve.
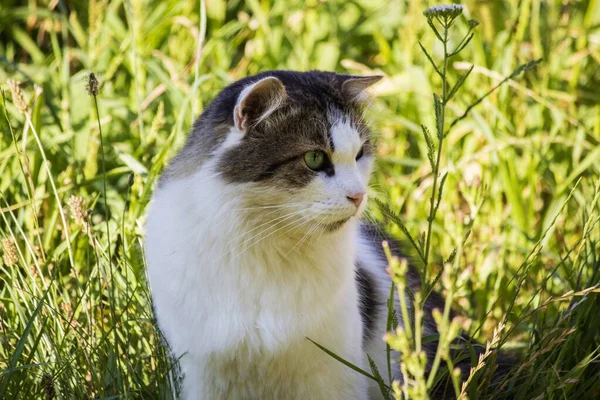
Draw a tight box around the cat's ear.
[341,75,383,102]
[234,77,287,132]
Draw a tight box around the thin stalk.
[426,285,455,388]
[0,195,45,291]
[422,23,449,293]
[414,292,423,353]
[91,89,120,383]
[191,0,207,123]
[2,91,46,264]
[125,0,144,141]
[445,356,461,399]
[386,280,395,386]
[24,114,75,270]
[398,290,413,343]
[91,95,112,269]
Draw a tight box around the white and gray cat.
[145,71,511,399]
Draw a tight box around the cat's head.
[165,71,381,233]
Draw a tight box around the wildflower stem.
[423,24,449,294]
[445,357,461,399]
[427,282,455,388]
[386,278,395,386]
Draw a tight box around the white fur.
[145,114,386,399]
[330,120,370,204]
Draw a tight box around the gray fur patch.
[159,121,231,185]
[217,104,332,188]
[355,262,383,342]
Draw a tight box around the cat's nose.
[346,192,365,208]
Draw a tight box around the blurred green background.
[1,0,599,398]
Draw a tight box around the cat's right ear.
[341,75,383,103]
[234,77,287,133]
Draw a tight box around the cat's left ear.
[341,75,383,102]
[234,77,287,133]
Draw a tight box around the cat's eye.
[356,146,364,161]
[304,151,326,171]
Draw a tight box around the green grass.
[1,0,599,398]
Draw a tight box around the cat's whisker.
[279,210,328,261]
[295,217,324,250]
[233,203,311,211]
[228,210,316,264]
[362,209,378,224]
[227,209,312,257]
[310,214,331,246]
[226,209,307,254]
[285,225,318,258]
[226,208,307,247]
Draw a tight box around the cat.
[144,70,511,399]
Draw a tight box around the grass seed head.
[2,238,18,266]
[68,195,87,227]
[42,373,55,400]
[86,73,99,96]
[7,79,28,113]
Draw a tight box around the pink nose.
[347,192,365,208]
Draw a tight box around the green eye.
[304,151,325,171]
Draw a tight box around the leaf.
[449,32,474,57]
[118,153,148,176]
[374,198,424,262]
[391,310,399,331]
[433,172,448,220]
[426,268,445,301]
[421,125,436,171]
[509,58,543,78]
[557,146,600,195]
[386,281,396,385]
[418,42,442,77]
[446,65,473,102]
[307,338,385,386]
[9,26,45,63]
[434,94,444,140]
[422,333,441,344]
[315,41,340,71]
[426,19,444,42]
[462,230,472,246]
[445,247,458,265]
[0,289,48,397]
[449,58,542,129]
[368,354,391,399]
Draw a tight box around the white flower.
[423,4,464,19]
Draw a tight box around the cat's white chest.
[145,174,368,399]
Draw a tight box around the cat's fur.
[145,71,510,399]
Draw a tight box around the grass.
[1,0,599,398]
